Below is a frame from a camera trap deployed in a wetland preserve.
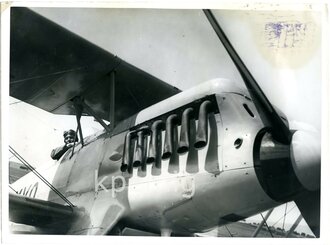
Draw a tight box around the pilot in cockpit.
[50,129,78,160]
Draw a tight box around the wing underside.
[10,7,180,123]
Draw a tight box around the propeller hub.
[290,131,321,191]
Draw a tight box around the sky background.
[8,6,323,236]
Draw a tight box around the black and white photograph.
[1,1,328,244]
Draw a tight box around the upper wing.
[9,193,76,233]
[10,7,180,123]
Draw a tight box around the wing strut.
[285,214,303,237]
[73,98,85,146]
[251,208,274,237]
[72,96,111,134]
[109,71,116,130]
[71,124,80,158]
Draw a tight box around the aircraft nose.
[253,130,319,202]
[290,130,321,191]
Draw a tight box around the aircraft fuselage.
[12,79,302,235]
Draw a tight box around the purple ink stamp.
[265,21,307,48]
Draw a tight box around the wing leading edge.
[10,7,180,124]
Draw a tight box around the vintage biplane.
[8,7,320,237]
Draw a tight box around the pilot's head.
[63,129,77,145]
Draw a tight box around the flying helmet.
[63,129,78,141]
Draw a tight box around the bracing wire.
[224,225,233,237]
[9,185,18,194]
[9,146,75,208]
[260,213,274,238]
[271,205,297,227]
[9,101,23,105]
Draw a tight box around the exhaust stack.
[146,120,164,164]
[194,100,212,149]
[133,126,149,168]
[177,107,194,154]
[162,114,178,160]
[121,131,135,172]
